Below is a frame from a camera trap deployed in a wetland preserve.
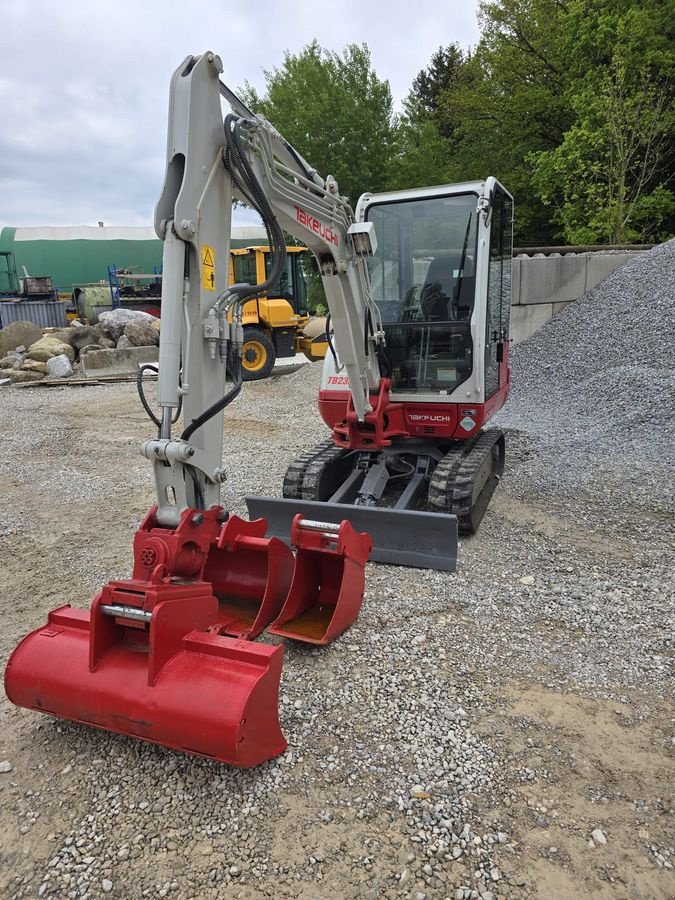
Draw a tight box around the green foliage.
[530,0,675,242]
[241,42,396,206]
[436,0,572,243]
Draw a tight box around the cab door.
[484,189,513,398]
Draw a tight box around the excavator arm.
[147,51,383,526]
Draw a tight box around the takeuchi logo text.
[295,207,339,247]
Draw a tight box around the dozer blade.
[203,515,295,639]
[266,515,371,645]
[245,497,458,572]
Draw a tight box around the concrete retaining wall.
[510,251,641,343]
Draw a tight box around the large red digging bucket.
[4,507,288,767]
[203,515,294,639]
[266,515,372,645]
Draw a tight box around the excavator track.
[427,428,505,534]
[282,439,345,500]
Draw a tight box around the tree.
[408,44,467,138]
[530,0,675,242]
[436,0,572,243]
[240,42,397,206]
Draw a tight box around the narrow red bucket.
[266,515,372,645]
[203,515,294,639]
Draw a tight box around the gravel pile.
[496,239,675,513]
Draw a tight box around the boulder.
[22,359,49,374]
[47,354,74,379]
[98,309,154,343]
[71,325,102,352]
[9,369,44,383]
[0,356,15,369]
[27,336,75,363]
[124,319,159,347]
[0,321,43,358]
[116,334,134,350]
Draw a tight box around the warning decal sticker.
[201,244,216,291]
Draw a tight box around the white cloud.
[0,0,479,229]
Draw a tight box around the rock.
[9,369,44,383]
[0,320,42,358]
[80,344,104,354]
[116,334,134,350]
[47,354,74,378]
[0,760,12,773]
[98,308,154,343]
[151,317,161,333]
[519,575,535,586]
[22,359,49,374]
[102,879,113,892]
[591,829,607,846]
[0,356,16,368]
[53,325,101,355]
[27,336,75,363]
[125,318,160,347]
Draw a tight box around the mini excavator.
[4,52,513,766]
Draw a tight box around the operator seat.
[420,254,474,320]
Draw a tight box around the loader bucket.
[266,515,372,645]
[203,515,295,639]
[245,496,458,572]
[4,598,286,768]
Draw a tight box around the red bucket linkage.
[203,515,294,639]
[4,507,287,768]
[266,514,372,645]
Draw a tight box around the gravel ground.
[1,245,673,899]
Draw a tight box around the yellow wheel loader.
[229,246,328,379]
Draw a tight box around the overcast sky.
[0,0,480,231]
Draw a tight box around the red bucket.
[5,594,286,767]
[266,515,372,645]
[203,515,294,639]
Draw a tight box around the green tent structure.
[0,224,268,294]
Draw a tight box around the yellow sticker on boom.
[201,244,216,291]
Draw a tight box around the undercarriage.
[282,429,505,535]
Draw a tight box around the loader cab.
[230,246,309,316]
[358,180,513,402]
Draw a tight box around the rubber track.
[301,443,351,500]
[282,439,337,500]
[428,429,504,534]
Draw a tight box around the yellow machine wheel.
[241,328,276,381]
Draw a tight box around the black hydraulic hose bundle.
[177,114,289,444]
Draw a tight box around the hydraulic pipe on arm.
[220,111,385,420]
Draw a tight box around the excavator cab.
[249,179,514,569]
[361,183,512,399]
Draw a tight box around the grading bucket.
[203,515,294,639]
[4,507,288,767]
[266,515,372,645]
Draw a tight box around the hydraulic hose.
[137,363,182,431]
